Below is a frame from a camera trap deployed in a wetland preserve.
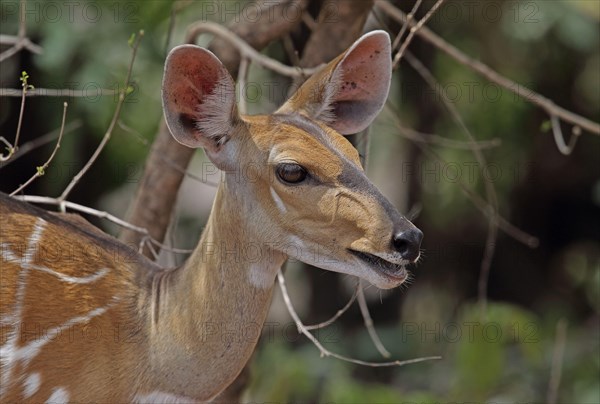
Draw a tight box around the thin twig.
[13,76,28,153]
[58,31,144,205]
[15,195,149,234]
[0,34,43,55]
[0,72,30,162]
[383,102,537,247]
[10,102,68,196]
[118,120,148,145]
[13,195,194,255]
[0,0,43,62]
[282,35,301,67]
[550,114,580,156]
[391,0,423,51]
[0,120,81,168]
[0,88,119,97]
[305,282,359,331]
[186,22,320,78]
[277,270,442,367]
[393,0,445,68]
[357,280,391,358]
[377,0,600,137]
[403,51,499,315]
[389,121,501,150]
[546,319,568,404]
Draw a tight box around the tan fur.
[0,31,421,402]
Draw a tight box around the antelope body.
[0,31,422,402]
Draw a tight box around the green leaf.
[36,166,45,175]
[128,33,136,48]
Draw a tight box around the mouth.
[348,249,408,282]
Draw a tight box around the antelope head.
[162,31,422,289]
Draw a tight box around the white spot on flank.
[270,187,287,213]
[134,391,196,403]
[45,387,69,403]
[23,372,41,399]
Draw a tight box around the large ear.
[162,45,238,168]
[277,31,392,135]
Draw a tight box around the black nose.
[392,228,423,261]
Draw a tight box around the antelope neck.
[145,179,286,399]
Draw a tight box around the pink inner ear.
[325,32,391,134]
[163,49,222,117]
[335,33,391,105]
[162,45,235,149]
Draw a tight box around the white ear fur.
[162,45,238,168]
[277,30,392,135]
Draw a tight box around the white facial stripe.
[269,187,287,213]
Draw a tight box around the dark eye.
[276,163,308,184]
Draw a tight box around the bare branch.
[0,71,32,162]
[0,88,119,97]
[403,52,499,315]
[282,35,301,67]
[0,34,43,55]
[551,114,581,156]
[304,282,359,331]
[13,194,193,256]
[15,195,149,235]
[277,270,442,367]
[58,31,144,204]
[186,22,320,78]
[0,120,81,168]
[392,0,445,67]
[388,122,501,150]
[0,1,43,62]
[391,0,422,51]
[10,102,68,196]
[377,0,600,137]
[385,103,538,242]
[357,280,391,358]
